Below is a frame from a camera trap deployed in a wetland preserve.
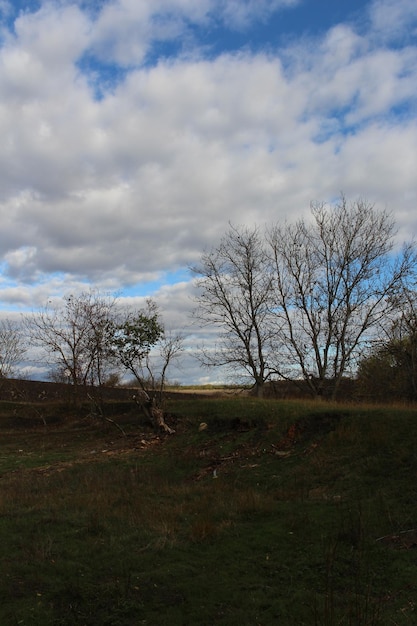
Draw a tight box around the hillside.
[0,377,135,403]
[1,393,417,624]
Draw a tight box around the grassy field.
[1,393,417,625]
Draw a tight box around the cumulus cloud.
[0,0,416,382]
[369,0,417,43]
[86,0,300,66]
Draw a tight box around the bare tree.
[192,198,416,399]
[0,318,27,378]
[192,224,277,397]
[148,330,185,406]
[24,291,117,403]
[82,293,118,388]
[268,196,416,398]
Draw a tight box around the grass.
[1,395,417,624]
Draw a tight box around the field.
[1,385,417,625]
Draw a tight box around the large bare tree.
[268,196,416,398]
[192,198,416,398]
[192,224,277,397]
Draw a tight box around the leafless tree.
[149,330,185,407]
[192,198,416,399]
[268,196,416,398]
[24,291,117,403]
[0,318,27,379]
[192,224,277,397]
[82,293,118,388]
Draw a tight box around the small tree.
[111,301,163,383]
[111,301,181,433]
[192,224,276,397]
[0,318,26,379]
[358,289,417,402]
[148,330,185,406]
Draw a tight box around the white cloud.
[336,121,417,232]
[0,4,90,101]
[369,0,417,42]
[0,0,416,382]
[285,24,417,126]
[215,0,299,30]
[86,0,301,66]
[1,42,416,283]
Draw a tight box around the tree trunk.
[255,382,264,398]
[137,395,175,434]
[149,405,175,434]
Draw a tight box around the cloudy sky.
[0,0,416,383]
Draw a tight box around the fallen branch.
[87,393,127,436]
[103,416,127,437]
[376,528,417,542]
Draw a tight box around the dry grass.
[1,395,417,624]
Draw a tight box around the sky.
[0,0,416,384]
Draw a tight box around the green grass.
[1,396,417,624]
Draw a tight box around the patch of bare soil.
[187,421,267,481]
[193,444,262,481]
[275,411,347,450]
[6,433,165,479]
[188,412,347,482]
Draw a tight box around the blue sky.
[0,0,416,383]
